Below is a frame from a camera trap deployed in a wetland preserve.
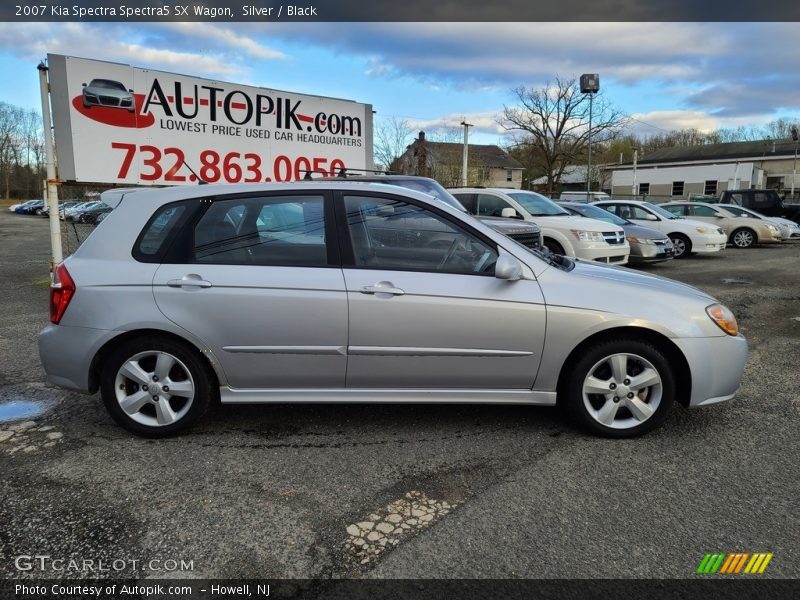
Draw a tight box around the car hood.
[478,216,541,234]
[568,259,713,301]
[533,214,622,232]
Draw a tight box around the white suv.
[451,188,630,264]
[593,200,728,259]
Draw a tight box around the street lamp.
[580,74,600,202]
[791,126,798,198]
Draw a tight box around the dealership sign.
[47,54,373,185]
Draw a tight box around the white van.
[451,188,630,264]
[560,191,612,203]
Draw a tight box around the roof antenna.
[182,159,208,185]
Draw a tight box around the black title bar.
[3,0,800,22]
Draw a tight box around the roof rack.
[300,168,397,180]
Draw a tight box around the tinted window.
[687,205,718,217]
[453,193,476,213]
[476,194,511,217]
[728,193,744,206]
[135,204,187,258]
[753,192,772,208]
[194,195,327,267]
[344,195,497,275]
[506,192,569,216]
[662,205,684,217]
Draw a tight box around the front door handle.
[167,274,212,288]
[360,281,405,296]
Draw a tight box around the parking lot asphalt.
[0,210,797,580]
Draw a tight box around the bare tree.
[0,102,24,199]
[499,76,627,193]
[374,116,414,171]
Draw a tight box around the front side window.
[662,205,685,217]
[476,194,511,217]
[194,195,327,267]
[343,195,497,275]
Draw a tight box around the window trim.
[333,190,499,277]
[160,190,340,267]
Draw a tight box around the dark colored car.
[76,203,112,224]
[15,199,45,215]
[82,79,135,112]
[717,189,800,223]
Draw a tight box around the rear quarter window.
[133,203,189,262]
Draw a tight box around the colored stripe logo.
[696,552,773,574]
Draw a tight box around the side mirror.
[500,207,518,219]
[81,83,87,87]
[645,213,659,221]
[495,254,523,281]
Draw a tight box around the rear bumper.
[38,324,118,393]
[673,334,748,407]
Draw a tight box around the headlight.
[695,226,707,233]
[570,230,605,242]
[767,224,779,233]
[706,304,739,336]
[626,235,658,245]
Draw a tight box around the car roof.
[100,181,456,211]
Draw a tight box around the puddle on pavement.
[0,400,52,423]
[721,277,753,285]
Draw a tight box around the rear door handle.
[167,274,212,288]
[360,281,405,296]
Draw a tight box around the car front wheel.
[731,228,755,248]
[668,233,691,258]
[100,337,214,437]
[564,338,675,438]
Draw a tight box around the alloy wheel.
[581,352,663,430]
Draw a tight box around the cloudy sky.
[1,21,799,143]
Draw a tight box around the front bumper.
[574,243,630,265]
[673,334,748,407]
[629,241,674,263]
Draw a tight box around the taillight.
[50,262,75,324]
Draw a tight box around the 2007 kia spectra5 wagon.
[38,182,748,438]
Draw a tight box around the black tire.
[668,233,692,259]
[100,336,214,437]
[543,238,565,255]
[730,228,756,249]
[563,338,675,438]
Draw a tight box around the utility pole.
[460,120,472,187]
[631,149,638,199]
[580,74,600,202]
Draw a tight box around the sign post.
[38,61,63,267]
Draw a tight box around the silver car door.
[152,192,347,389]
[338,192,546,389]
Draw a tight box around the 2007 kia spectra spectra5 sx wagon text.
[38,182,748,438]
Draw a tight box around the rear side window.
[193,195,328,267]
[134,204,188,260]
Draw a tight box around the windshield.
[566,203,628,226]
[643,202,680,220]
[392,179,467,212]
[506,192,569,216]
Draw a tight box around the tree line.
[0,101,46,200]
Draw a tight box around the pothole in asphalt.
[0,399,52,423]
[721,277,753,285]
[344,490,457,566]
[0,420,65,455]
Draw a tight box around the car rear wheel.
[564,338,674,438]
[100,337,214,437]
[731,228,755,248]
[668,233,691,258]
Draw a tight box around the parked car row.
[8,199,111,224]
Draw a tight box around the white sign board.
[48,54,373,185]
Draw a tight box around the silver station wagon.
[39,182,748,438]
